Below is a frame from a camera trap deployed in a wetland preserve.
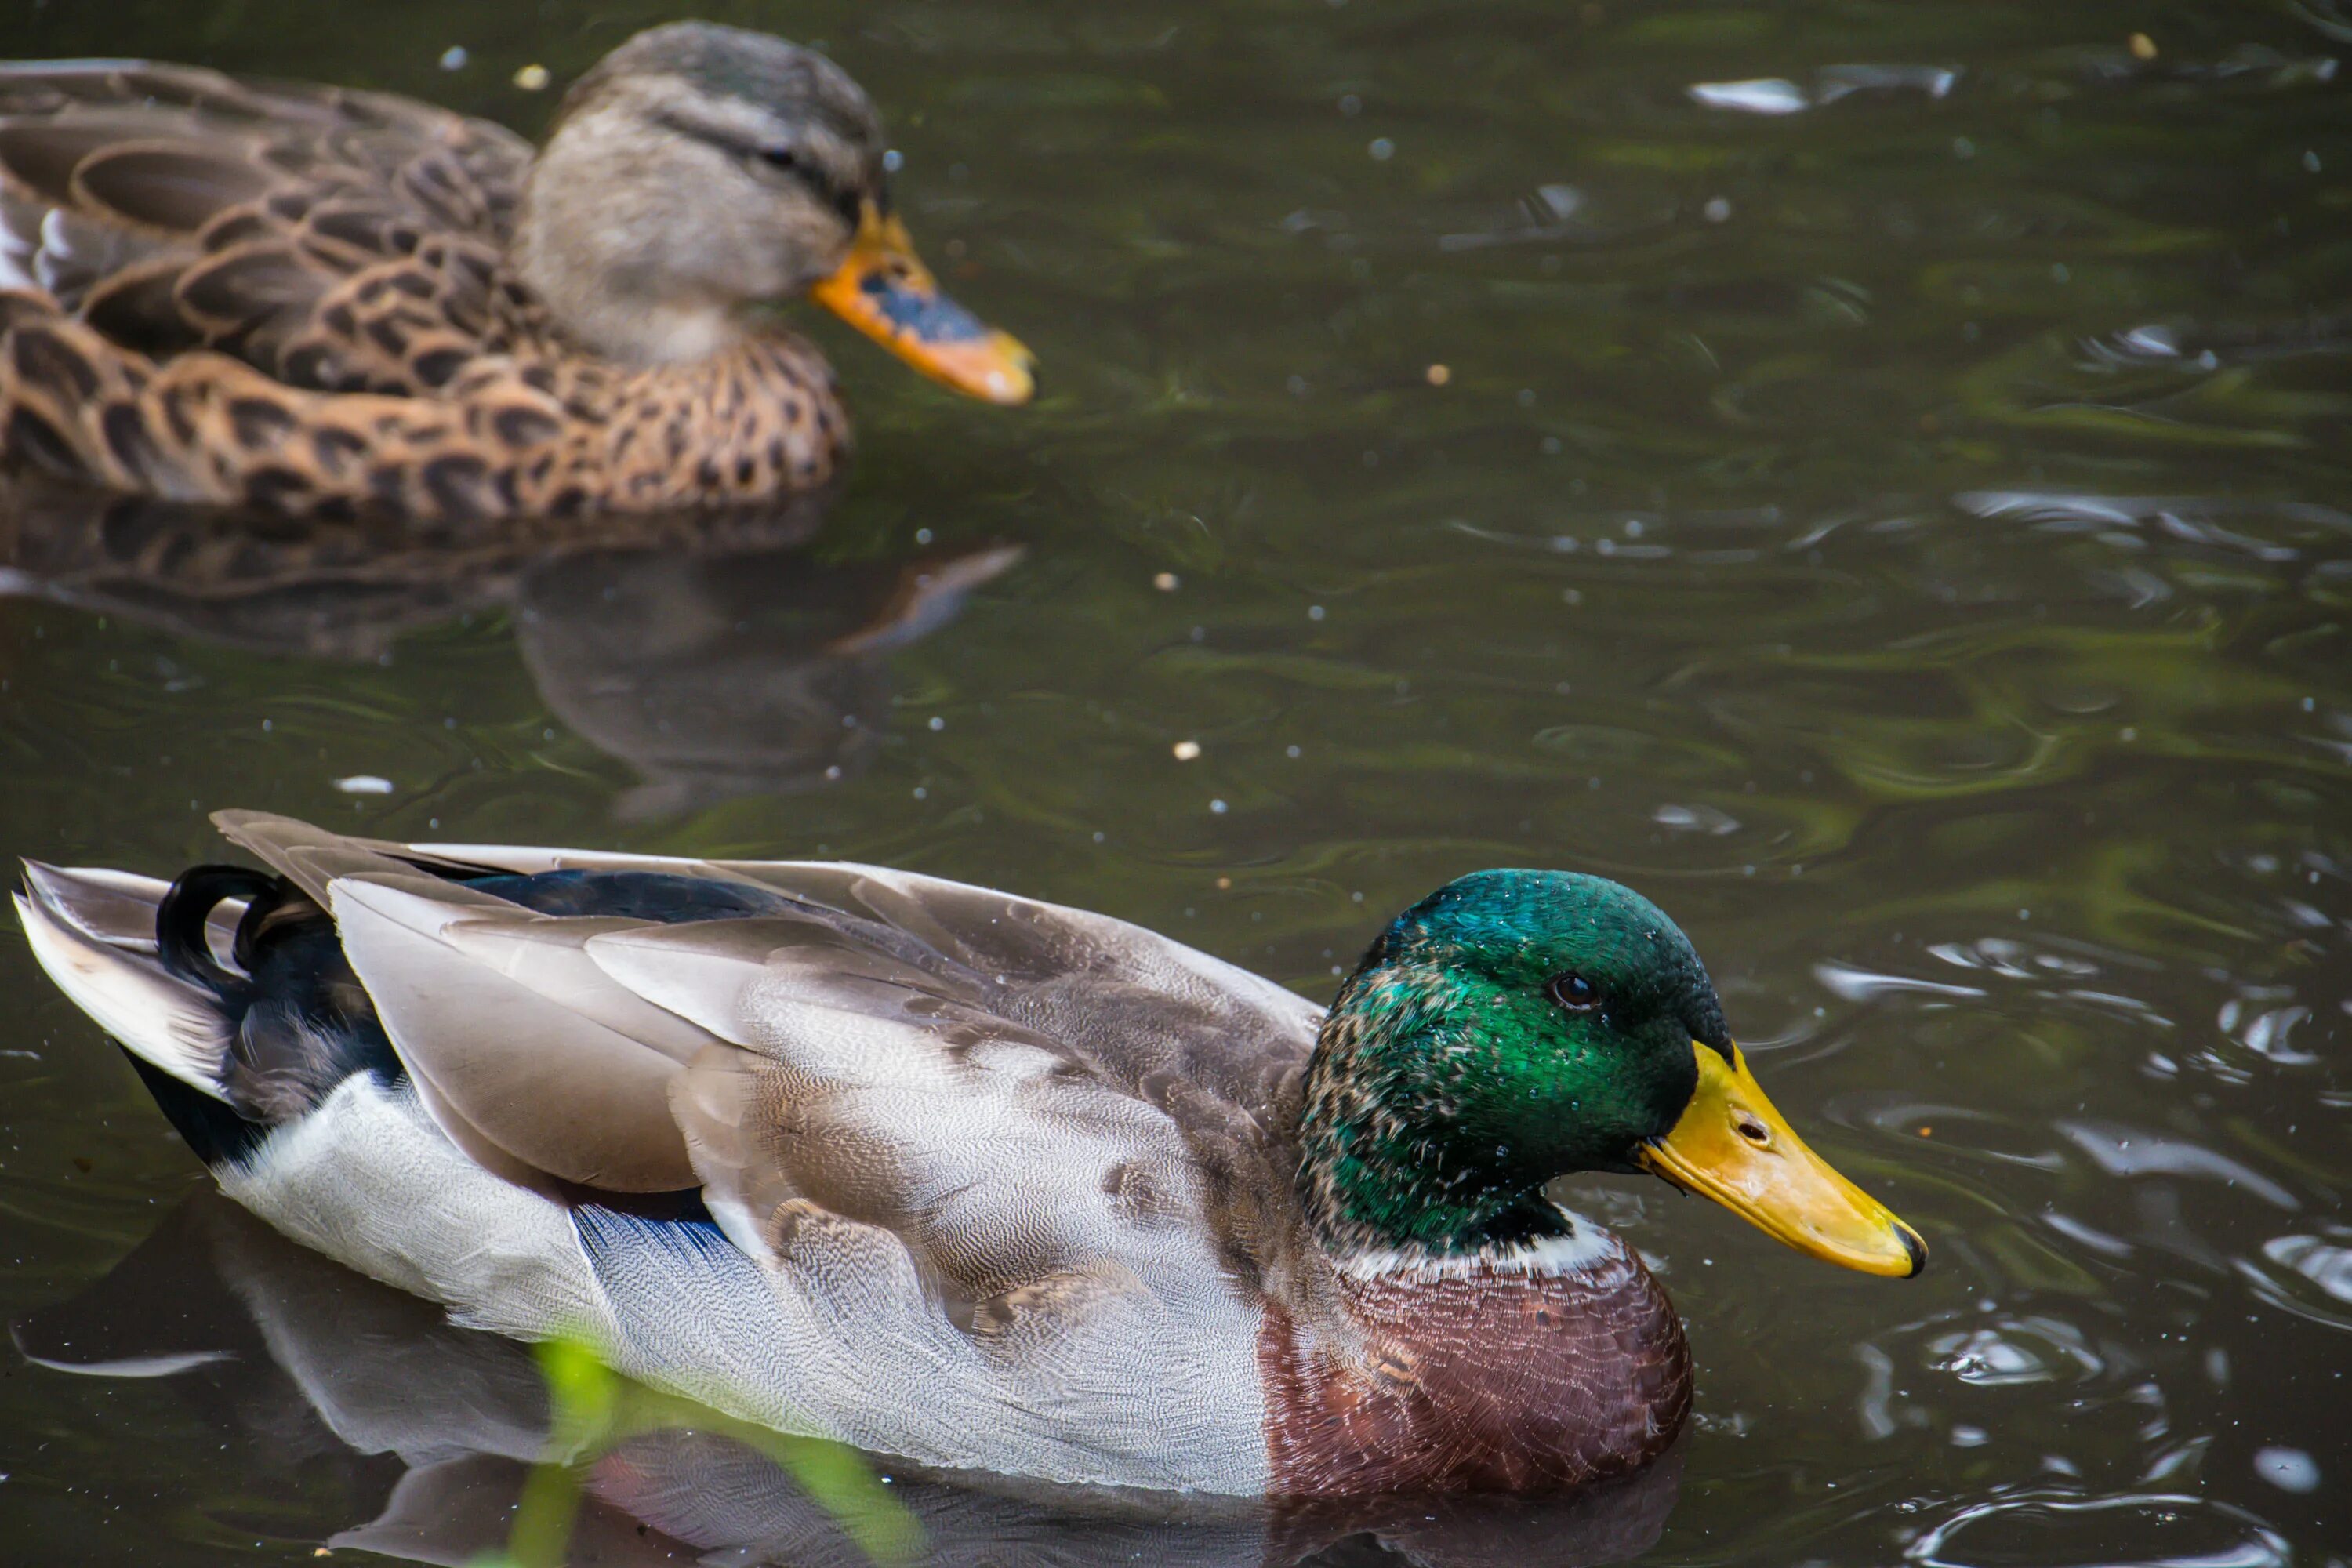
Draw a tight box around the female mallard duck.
[0,23,1031,521]
[16,814,1922,1497]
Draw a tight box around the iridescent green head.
[1299,869,1926,1277]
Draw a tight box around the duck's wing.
[199,813,1313,1486]
[210,810,1323,1237]
[0,60,535,393]
[215,810,1323,1159]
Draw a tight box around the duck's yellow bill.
[1638,1042,1926,1278]
[809,202,1034,405]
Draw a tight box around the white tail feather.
[15,890,232,1098]
[20,862,171,948]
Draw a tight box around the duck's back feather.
[0,58,532,381]
[216,818,1325,1219]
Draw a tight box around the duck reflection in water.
[13,1192,1682,1568]
[0,478,1022,816]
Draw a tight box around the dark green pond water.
[2,0,2348,1563]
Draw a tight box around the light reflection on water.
[1,0,2347,1563]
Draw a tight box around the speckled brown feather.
[1261,1240,1691,1495]
[0,59,851,517]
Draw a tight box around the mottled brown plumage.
[0,25,1027,521]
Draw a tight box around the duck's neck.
[515,111,762,368]
[1296,959,1579,1266]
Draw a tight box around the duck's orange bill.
[1638,1042,1926,1278]
[809,201,1035,405]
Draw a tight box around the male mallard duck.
[0,23,1031,521]
[16,814,1922,1497]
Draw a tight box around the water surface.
[1,1,2346,1563]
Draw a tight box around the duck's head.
[1300,869,1925,1277]
[516,21,1033,401]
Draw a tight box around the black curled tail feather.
[154,865,281,1000]
[148,861,404,1131]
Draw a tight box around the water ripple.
[1907,1492,2291,1568]
[2055,1122,2301,1210]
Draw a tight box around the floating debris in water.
[2253,1446,2319,1493]
[514,63,551,91]
[1690,65,1957,114]
[1171,739,1202,761]
[1153,572,1180,591]
[2129,32,2158,61]
[1653,803,1740,836]
[1688,78,1807,114]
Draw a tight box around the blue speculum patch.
[861,272,989,343]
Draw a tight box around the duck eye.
[1549,973,1599,1011]
[757,145,799,172]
